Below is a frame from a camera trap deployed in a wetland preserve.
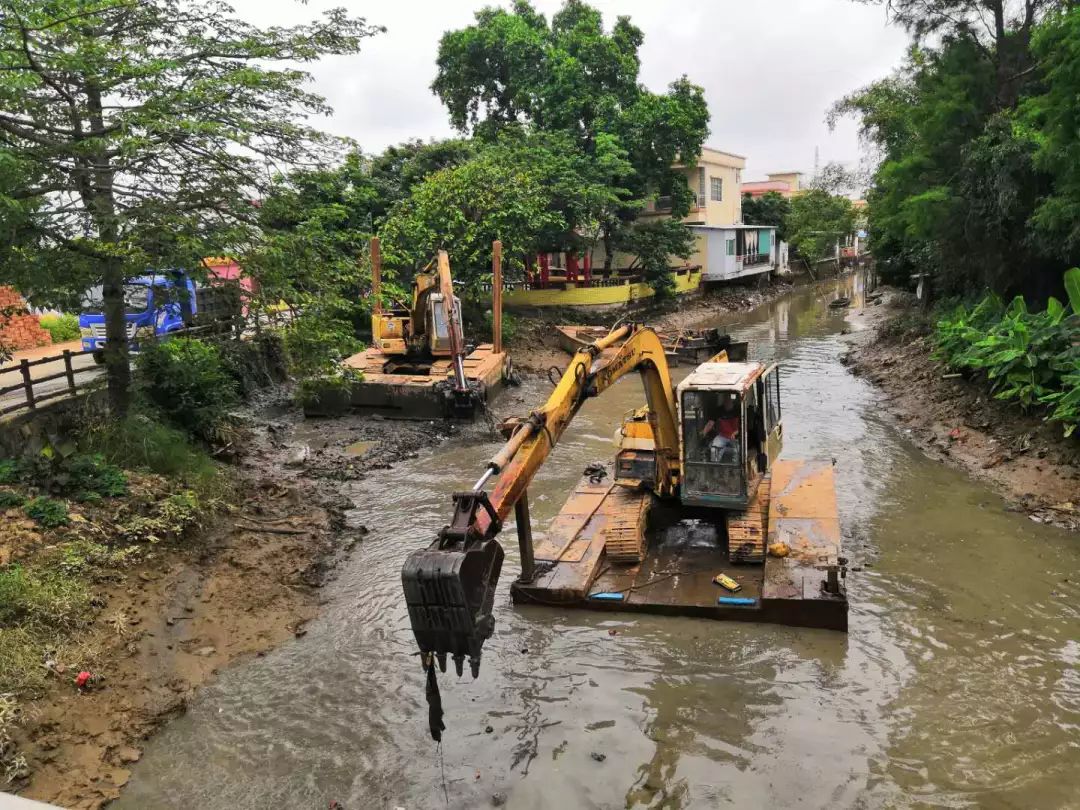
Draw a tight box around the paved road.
[0,340,102,415]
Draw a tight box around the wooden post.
[19,359,34,411]
[370,236,382,315]
[63,349,76,393]
[515,490,535,583]
[492,240,503,355]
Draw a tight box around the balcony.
[737,252,771,267]
[645,195,705,215]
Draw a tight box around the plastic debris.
[712,573,741,592]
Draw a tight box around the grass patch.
[80,413,222,493]
[0,490,25,510]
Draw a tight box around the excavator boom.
[401,325,679,679]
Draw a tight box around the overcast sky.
[229,0,911,180]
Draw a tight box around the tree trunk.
[101,257,131,414]
[602,228,614,271]
[86,82,131,414]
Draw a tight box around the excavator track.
[725,473,771,564]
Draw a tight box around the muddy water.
[117,276,1079,810]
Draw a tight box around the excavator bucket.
[401,491,505,677]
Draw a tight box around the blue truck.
[80,271,241,363]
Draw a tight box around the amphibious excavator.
[402,324,847,691]
[305,238,510,419]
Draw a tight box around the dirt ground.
[9,392,439,809]
[507,275,798,372]
[843,291,1079,532]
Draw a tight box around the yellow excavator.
[402,324,846,734]
[327,240,510,421]
[370,246,471,399]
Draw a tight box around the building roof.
[701,145,747,160]
[742,180,791,193]
[678,361,766,395]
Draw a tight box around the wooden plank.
[533,479,613,562]
[763,460,841,602]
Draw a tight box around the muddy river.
[116,275,1079,809]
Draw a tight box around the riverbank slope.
[843,291,1079,531]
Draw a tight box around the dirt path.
[10,393,441,809]
[843,291,1079,532]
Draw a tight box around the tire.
[92,351,105,365]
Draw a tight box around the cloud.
[228,0,909,176]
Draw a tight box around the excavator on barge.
[402,324,847,687]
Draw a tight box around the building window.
[726,238,735,256]
[697,167,706,207]
[710,177,723,202]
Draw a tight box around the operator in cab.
[701,394,740,464]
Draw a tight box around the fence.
[0,348,101,417]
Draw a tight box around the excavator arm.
[436,251,470,394]
[401,325,680,681]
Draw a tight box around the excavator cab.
[677,361,782,510]
[424,290,464,357]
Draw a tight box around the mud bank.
[507,274,801,372]
[843,291,1079,532]
[9,391,443,809]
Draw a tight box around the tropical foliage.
[934,269,1080,435]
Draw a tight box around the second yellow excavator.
[402,324,847,695]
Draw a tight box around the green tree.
[1026,8,1080,258]
[786,190,856,267]
[248,139,477,330]
[0,0,381,412]
[431,0,709,281]
[742,191,791,241]
[379,132,624,287]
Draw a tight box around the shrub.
[136,338,239,441]
[63,454,127,500]
[119,489,203,544]
[23,497,69,528]
[935,289,1079,436]
[282,314,362,378]
[0,460,18,485]
[0,490,25,509]
[37,313,80,343]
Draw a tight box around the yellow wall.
[767,172,803,194]
[641,146,745,226]
[504,268,701,309]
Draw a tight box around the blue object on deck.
[717,596,757,607]
[589,592,625,601]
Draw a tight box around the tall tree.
[785,190,857,267]
[742,191,792,241]
[431,0,709,277]
[856,0,1064,108]
[0,0,381,412]
[379,131,628,287]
